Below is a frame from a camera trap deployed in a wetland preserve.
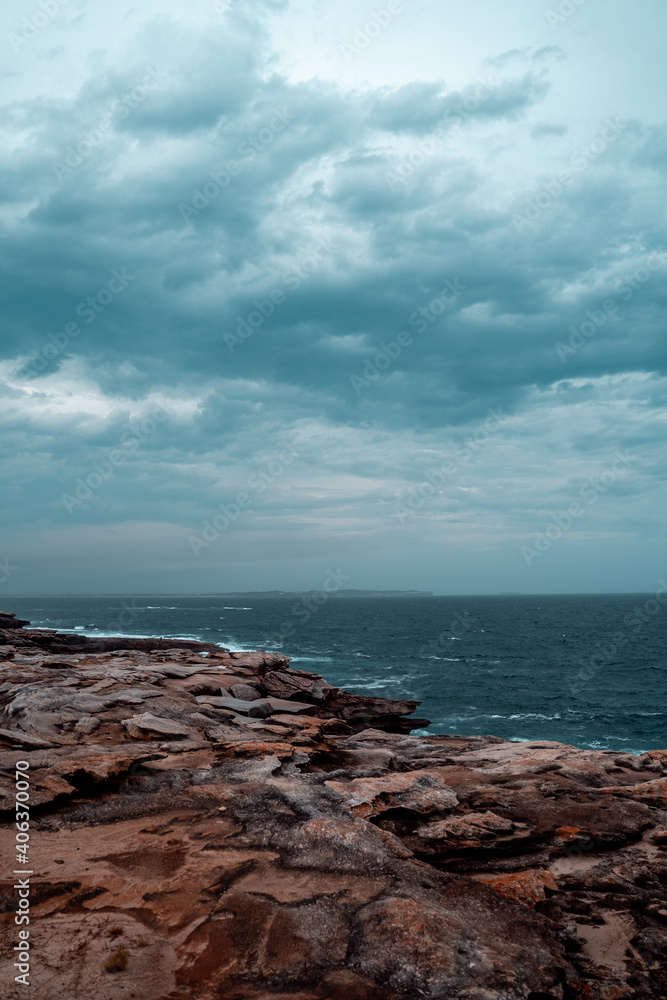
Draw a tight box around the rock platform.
[1,611,667,999]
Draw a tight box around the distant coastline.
[3,589,435,599]
[208,589,435,599]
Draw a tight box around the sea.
[6,593,667,754]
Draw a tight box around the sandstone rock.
[0,726,58,748]
[230,682,262,701]
[74,716,100,735]
[417,810,514,844]
[475,869,558,907]
[162,672,228,695]
[597,775,667,804]
[326,772,458,818]
[262,669,329,702]
[196,695,275,717]
[1,614,667,999]
[121,712,199,740]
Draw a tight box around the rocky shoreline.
[1,611,667,999]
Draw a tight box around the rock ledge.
[1,612,666,999]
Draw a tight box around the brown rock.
[121,712,201,740]
[475,869,558,907]
[230,682,262,701]
[417,810,514,843]
[2,613,667,1000]
[0,726,58,748]
[350,896,465,994]
[196,695,275,717]
[326,772,458,818]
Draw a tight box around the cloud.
[531,122,568,138]
[1,2,666,593]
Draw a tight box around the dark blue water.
[6,594,667,753]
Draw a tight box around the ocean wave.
[287,656,334,663]
[64,629,210,642]
[432,715,487,724]
[215,639,252,652]
[222,607,253,610]
[488,713,563,721]
[344,677,411,691]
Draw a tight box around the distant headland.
[208,589,435,599]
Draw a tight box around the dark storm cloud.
[1,1,666,593]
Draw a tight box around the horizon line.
[2,590,664,598]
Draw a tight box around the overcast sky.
[1,0,666,595]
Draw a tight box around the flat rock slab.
[196,695,274,718]
[0,726,59,748]
[122,712,199,739]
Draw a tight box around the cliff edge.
[1,611,667,999]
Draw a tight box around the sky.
[1,0,666,596]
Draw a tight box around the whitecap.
[286,656,333,663]
[507,713,562,721]
[216,639,251,652]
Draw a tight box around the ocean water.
[5,594,667,754]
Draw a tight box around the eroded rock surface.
[1,611,666,999]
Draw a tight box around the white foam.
[287,656,333,663]
[215,639,251,653]
[63,628,211,643]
